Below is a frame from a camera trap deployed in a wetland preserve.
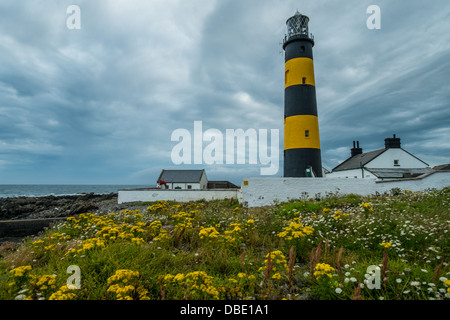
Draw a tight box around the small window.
[187,185,192,189]
[300,46,305,52]
[285,70,289,85]
[305,130,310,137]
[394,160,400,166]
[302,77,306,84]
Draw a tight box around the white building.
[326,135,431,180]
[157,169,208,190]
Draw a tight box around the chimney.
[351,140,363,157]
[384,134,401,149]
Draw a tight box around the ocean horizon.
[0,184,152,198]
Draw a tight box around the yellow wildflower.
[313,263,335,280]
[272,273,282,280]
[380,242,392,248]
[199,227,220,239]
[49,286,77,300]
[10,265,32,278]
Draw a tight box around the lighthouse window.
[285,70,289,85]
[300,46,305,52]
[305,130,310,137]
[302,77,306,84]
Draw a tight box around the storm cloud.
[0,0,449,184]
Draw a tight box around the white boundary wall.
[118,171,449,207]
[118,189,240,204]
[241,171,450,207]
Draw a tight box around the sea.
[0,185,152,198]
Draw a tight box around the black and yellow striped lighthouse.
[283,11,323,177]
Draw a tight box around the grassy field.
[0,187,449,300]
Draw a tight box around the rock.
[68,201,98,215]
[0,193,122,241]
[0,193,117,220]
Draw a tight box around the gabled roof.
[157,169,206,183]
[332,149,386,172]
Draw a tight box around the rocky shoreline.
[1,193,123,220]
[0,193,145,242]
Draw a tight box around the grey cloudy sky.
[0,0,449,185]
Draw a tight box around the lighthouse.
[283,11,323,177]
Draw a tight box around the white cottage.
[157,169,208,190]
[326,135,431,180]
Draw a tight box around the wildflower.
[49,286,77,300]
[160,271,219,300]
[107,270,140,285]
[223,223,244,246]
[265,250,289,273]
[277,220,314,241]
[174,273,185,281]
[360,202,371,208]
[380,242,392,249]
[199,227,220,239]
[131,237,145,245]
[272,273,282,280]
[107,269,148,300]
[313,263,335,280]
[333,210,343,220]
[32,240,44,247]
[335,288,342,294]
[10,266,32,278]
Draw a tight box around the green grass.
[0,187,449,300]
